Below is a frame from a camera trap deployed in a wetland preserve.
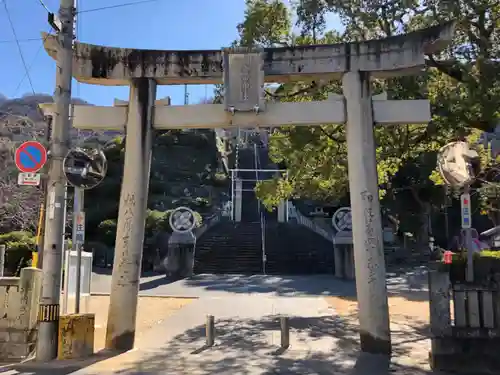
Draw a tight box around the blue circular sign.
[15,141,47,173]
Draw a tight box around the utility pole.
[35,115,54,269]
[36,0,76,361]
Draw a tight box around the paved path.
[5,294,436,375]
[91,267,429,301]
[4,269,433,374]
[39,294,433,374]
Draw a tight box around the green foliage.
[238,0,292,47]
[96,219,118,247]
[0,231,35,245]
[0,231,35,275]
[443,249,500,284]
[83,128,226,259]
[479,250,500,259]
[235,0,500,244]
[96,208,203,249]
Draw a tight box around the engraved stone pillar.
[343,71,391,355]
[105,78,156,351]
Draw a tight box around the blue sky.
[0,0,342,106]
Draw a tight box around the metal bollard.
[206,315,215,347]
[280,316,289,349]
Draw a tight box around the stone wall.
[0,267,43,361]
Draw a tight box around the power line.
[77,0,162,14]
[36,0,51,13]
[12,30,52,97]
[2,0,36,95]
[0,37,44,44]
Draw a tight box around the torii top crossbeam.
[41,22,454,86]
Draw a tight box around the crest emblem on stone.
[332,207,352,232]
[169,206,197,233]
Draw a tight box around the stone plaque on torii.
[39,22,455,355]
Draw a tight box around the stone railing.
[293,206,334,242]
[0,267,43,361]
[291,204,355,280]
[194,211,223,239]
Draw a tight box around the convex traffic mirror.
[63,147,107,189]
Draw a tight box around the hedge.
[0,231,35,275]
[441,249,500,285]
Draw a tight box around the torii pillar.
[40,22,454,354]
[343,72,390,353]
[105,79,156,350]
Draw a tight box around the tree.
[234,0,500,246]
[0,115,43,233]
[238,0,292,47]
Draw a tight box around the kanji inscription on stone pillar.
[223,49,265,112]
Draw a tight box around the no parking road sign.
[15,141,47,173]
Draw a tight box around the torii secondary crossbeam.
[40,22,454,355]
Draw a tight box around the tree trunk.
[418,202,431,250]
[410,187,431,251]
[488,210,500,227]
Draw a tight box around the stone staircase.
[192,133,335,276]
[238,145,278,222]
[264,222,335,275]
[193,221,335,275]
[237,147,261,222]
[193,221,263,274]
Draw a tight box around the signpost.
[62,146,106,313]
[437,142,479,283]
[15,141,47,173]
[460,193,471,229]
[461,191,474,281]
[15,141,47,269]
[17,172,41,186]
[74,212,85,243]
[169,206,197,233]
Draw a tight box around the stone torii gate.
[40,23,454,355]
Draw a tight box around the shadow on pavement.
[184,274,358,296]
[2,349,122,375]
[182,271,429,302]
[80,314,436,375]
[92,267,163,278]
[139,276,180,291]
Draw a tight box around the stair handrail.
[292,204,335,243]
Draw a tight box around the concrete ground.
[89,295,195,351]
[91,266,429,300]
[3,269,439,375]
